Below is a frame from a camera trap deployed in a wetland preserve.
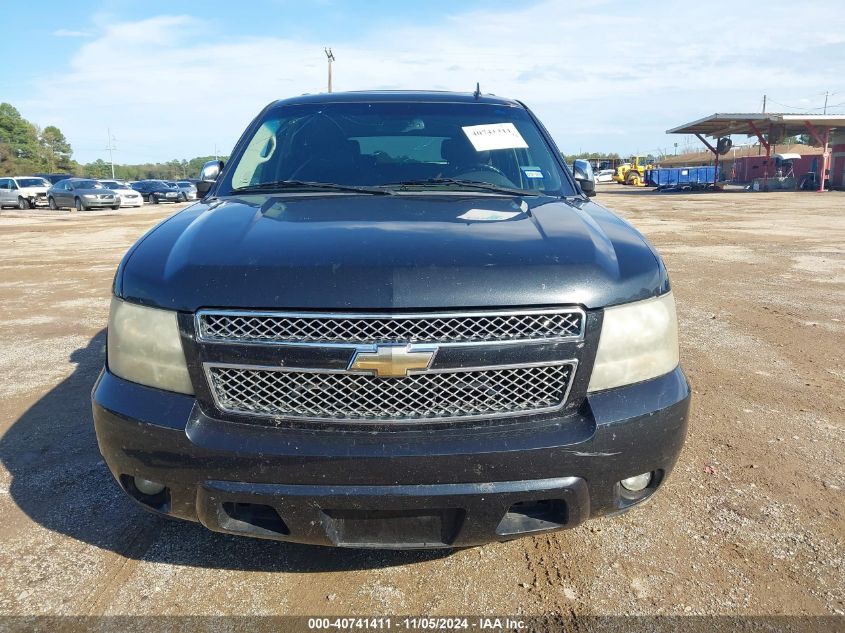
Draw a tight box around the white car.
[0,176,50,209]
[99,180,144,208]
[595,169,616,183]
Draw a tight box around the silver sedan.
[47,179,119,211]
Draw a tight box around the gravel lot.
[0,189,843,624]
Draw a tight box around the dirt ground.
[0,188,843,622]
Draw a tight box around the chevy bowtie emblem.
[349,346,435,378]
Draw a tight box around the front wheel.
[48,197,58,210]
[111,205,120,210]
[179,192,187,202]
[18,196,31,210]
[74,197,84,212]
[149,195,158,204]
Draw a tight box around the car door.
[57,181,72,206]
[0,179,10,205]
[6,179,20,205]
[52,181,65,206]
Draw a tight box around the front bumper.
[83,198,118,208]
[25,193,48,206]
[119,195,143,207]
[92,367,690,548]
[152,193,181,203]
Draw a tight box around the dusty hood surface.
[117,193,668,311]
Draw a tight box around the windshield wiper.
[231,180,393,195]
[381,178,535,196]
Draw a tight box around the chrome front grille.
[197,309,584,345]
[205,361,576,423]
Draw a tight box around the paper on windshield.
[461,123,528,152]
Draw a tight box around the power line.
[766,92,843,112]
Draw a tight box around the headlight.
[107,297,194,394]
[83,194,97,198]
[587,292,679,392]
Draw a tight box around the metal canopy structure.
[667,113,845,191]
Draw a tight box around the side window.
[232,119,281,187]
[9,180,18,190]
[0,179,8,190]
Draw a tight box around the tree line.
[0,103,73,174]
[0,102,225,181]
[562,151,622,163]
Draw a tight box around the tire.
[74,197,84,212]
[111,205,120,210]
[150,195,158,204]
[18,196,30,210]
[48,197,58,210]
[179,192,187,202]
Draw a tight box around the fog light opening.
[134,477,166,496]
[620,472,653,492]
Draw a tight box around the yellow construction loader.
[612,155,656,186]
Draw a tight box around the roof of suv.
[272,90,523,108]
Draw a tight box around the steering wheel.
[451,163,507,178]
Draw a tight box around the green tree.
[0,103,42,172]
[84,159,112,179]
[40,125,73,172]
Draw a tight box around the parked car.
[93,91,689,549]
[130,180,182,203]
[0,176,50,209]
[35,173,74,185]
[163,180,193,202]
[595,169,616,183]
[99,180,144,208]
[175,180,198,201]
[47,178,119,211]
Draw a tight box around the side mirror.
[572,159,596,197]
[196,160,224,197]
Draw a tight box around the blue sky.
[3,0,844,164]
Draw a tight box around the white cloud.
[53,29,92,38]
[22,1,845,163]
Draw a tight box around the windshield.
[74,180,103,189]
[147,180,169,187]
[100,181,122,189]
[219,101,574,196]
[17,178,49,187]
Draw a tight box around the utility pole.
[106,128,116,179]
[823,91,829,114]
[325,47,335,93]
[214,144,218,161]
[762,94,766,113]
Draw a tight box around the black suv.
[130,179,182,203]
[92,91,690,548]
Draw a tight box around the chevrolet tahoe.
[92,91,690,549]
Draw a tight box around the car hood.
[19,185,48,194]
[118,194,668,311]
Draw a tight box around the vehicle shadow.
[0,330,449,572]
[592,187,657,196]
